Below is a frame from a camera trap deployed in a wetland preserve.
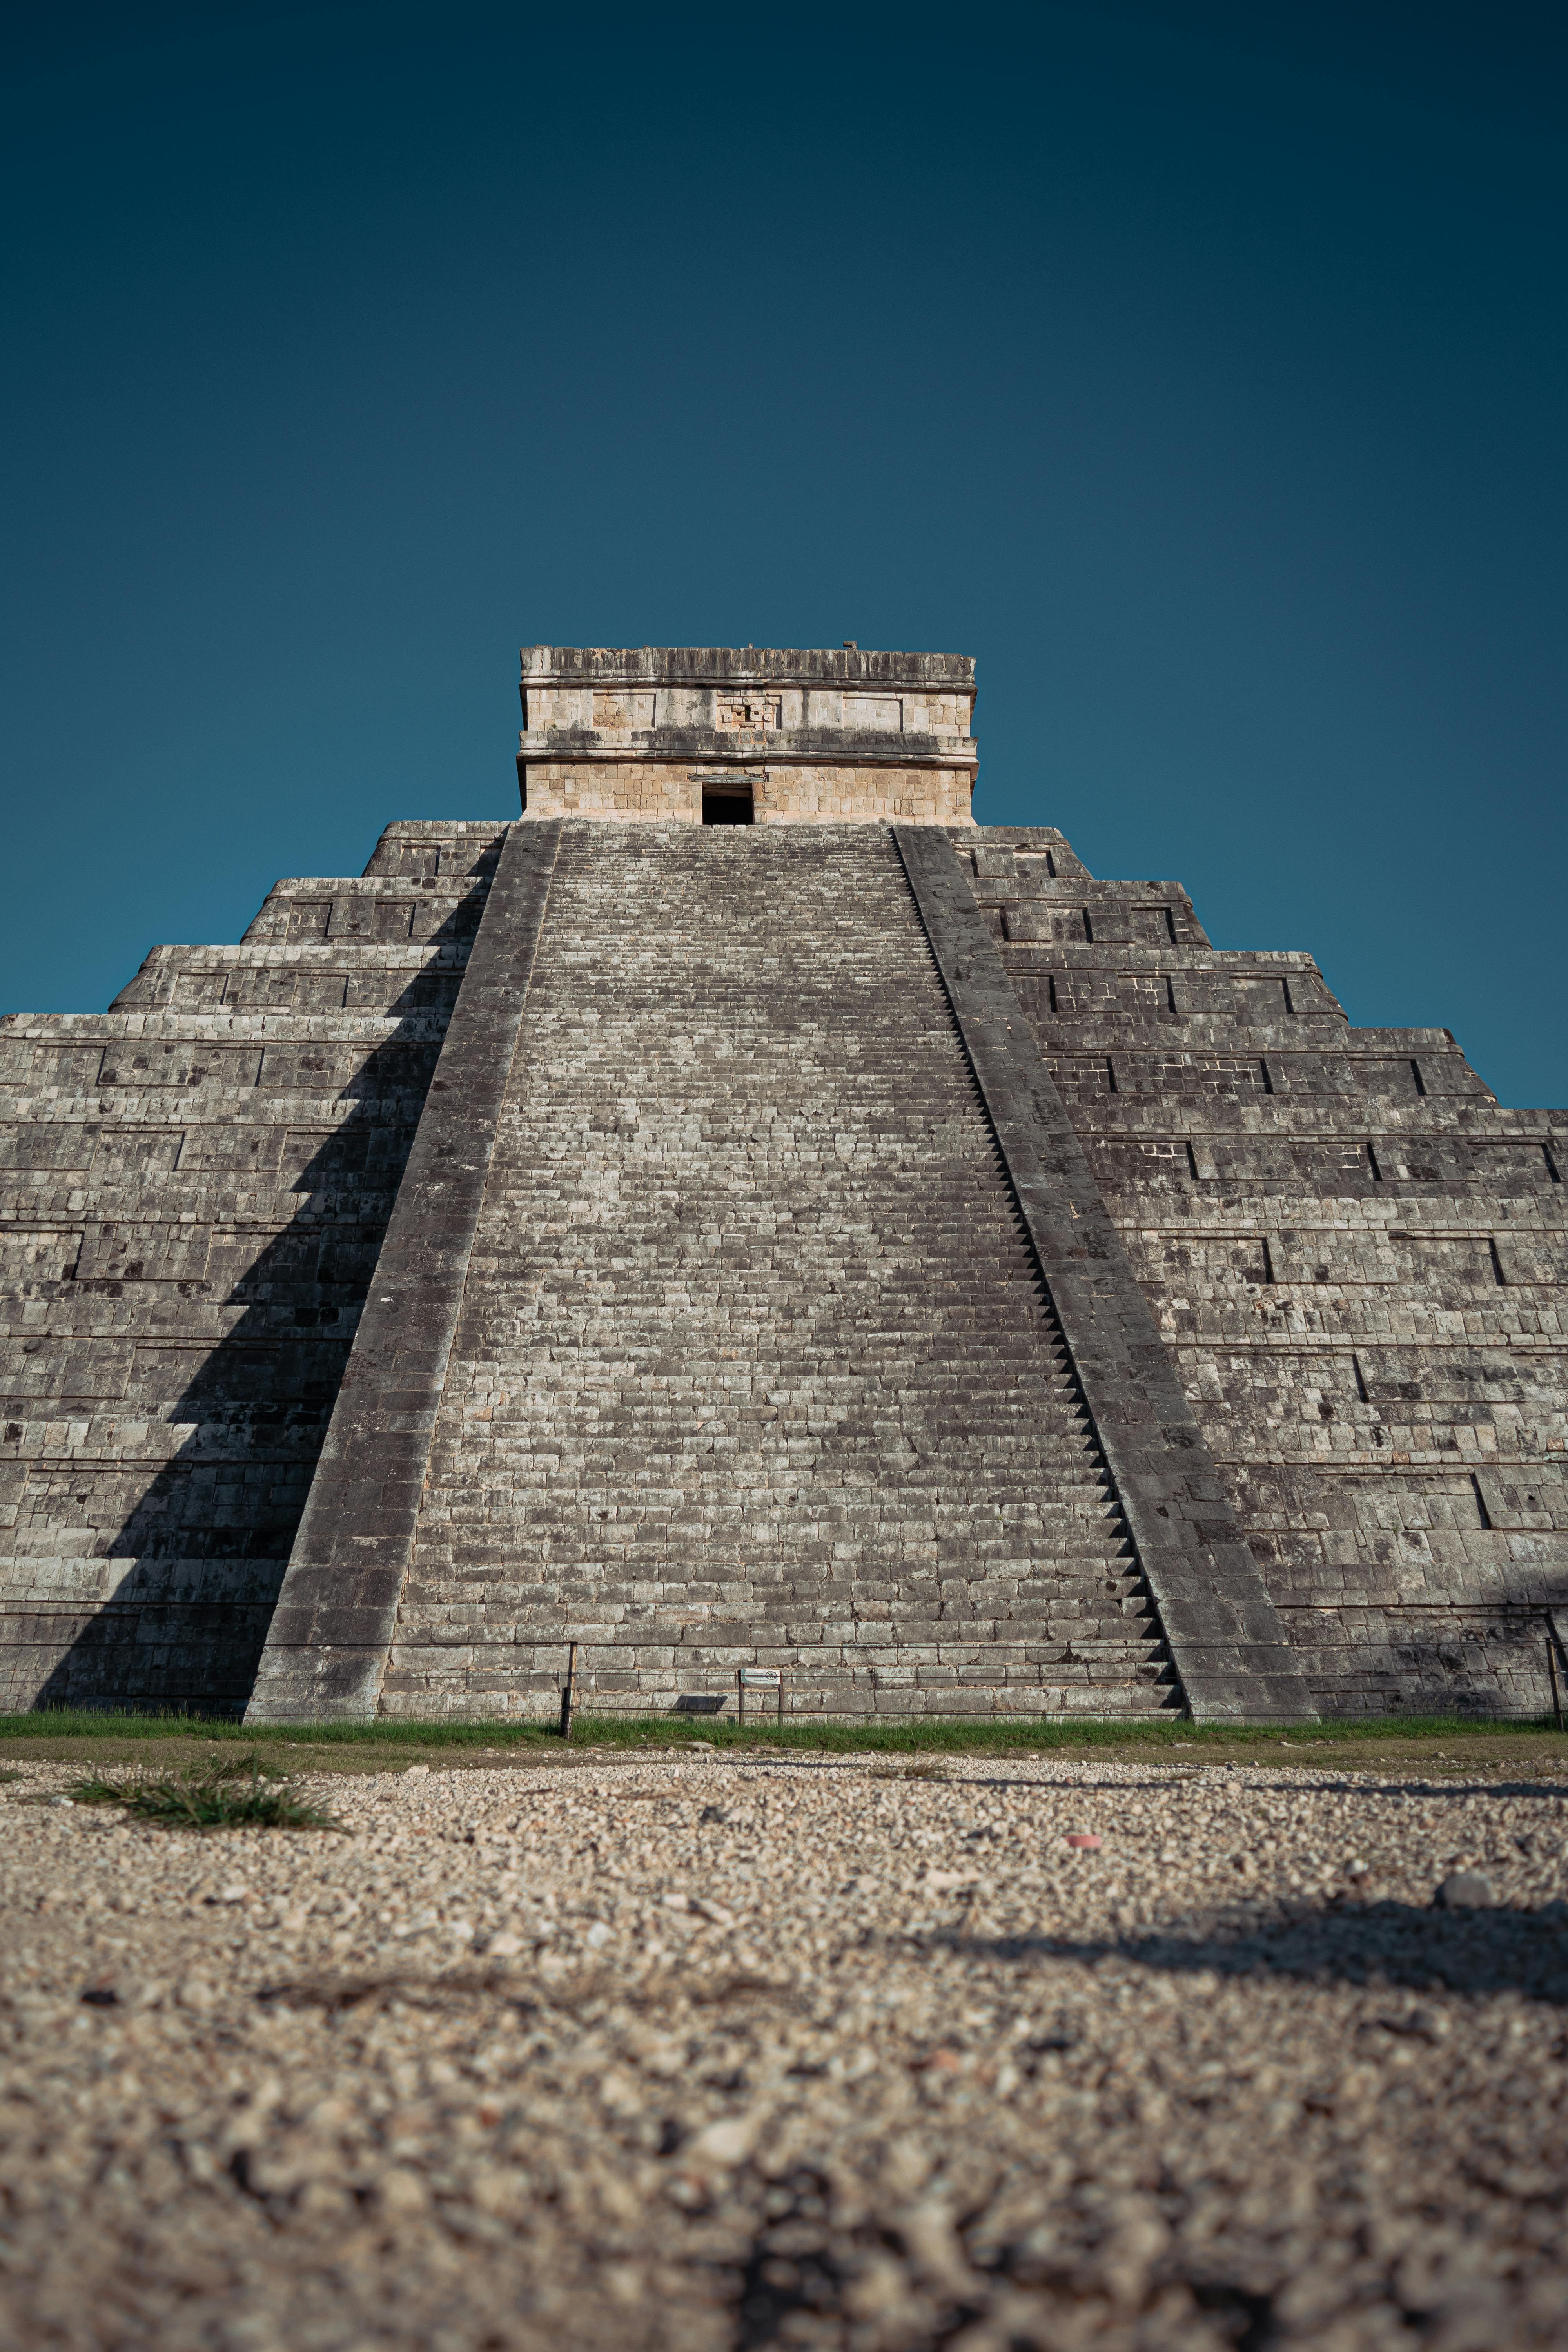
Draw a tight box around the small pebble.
[1435,1870,1495,1909]
[1065,1833,1102,1850]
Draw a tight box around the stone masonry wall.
[520,762,975,826]
[0,823,508,1709]
[516,644,978,828]
[960,828,1568,1715]
[381,822,1172,1719]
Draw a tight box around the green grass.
[2,1705,1562,1757]
[66,1751,341,1831]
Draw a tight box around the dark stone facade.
[2,648,1563,1721]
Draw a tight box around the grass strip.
[5,1707,1563,1755]
[67,1751,341,1831]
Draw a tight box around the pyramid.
[2,647,1563,1723]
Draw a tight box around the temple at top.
[517,644,978,825]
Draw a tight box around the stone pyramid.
[2,647,1563,1723]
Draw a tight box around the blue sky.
[3,2,1564,1102]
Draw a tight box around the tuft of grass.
[68,1751,341,1832]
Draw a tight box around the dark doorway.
[702,785,754,824]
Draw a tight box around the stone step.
[112,940,472,1016]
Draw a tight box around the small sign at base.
[739,1667,782,1688]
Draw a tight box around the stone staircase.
[382,821,1175,1718]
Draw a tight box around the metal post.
[778,1674,785,1730]
[737,1666,745,1726]
[1548,1630,1564,1734]
[559,1641,577,1742]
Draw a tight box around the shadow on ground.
[943,1898,1568,2002]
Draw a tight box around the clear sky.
[4,3,1564,1104]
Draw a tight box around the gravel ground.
[3,1747,1567,2352]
